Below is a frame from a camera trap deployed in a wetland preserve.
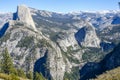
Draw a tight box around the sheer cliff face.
[75,23,100,48]
[16,5,37,32]
[101,43,120,70]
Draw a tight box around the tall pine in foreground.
[1,48,17,75]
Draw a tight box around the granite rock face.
[47,46,66,80]
[56,31,79,52]
[75,23,100,48]
[16,5,37,31]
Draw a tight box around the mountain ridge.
[0,5,120,80]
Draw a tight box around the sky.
[0,0,120,13]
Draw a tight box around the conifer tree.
[1,48,16,75]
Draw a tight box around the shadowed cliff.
[80,43,120,80]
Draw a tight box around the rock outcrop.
[56,31,79,52]
[16,5,37,31]
[75,23,100,48]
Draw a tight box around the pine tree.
[1,48,16,75]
